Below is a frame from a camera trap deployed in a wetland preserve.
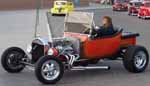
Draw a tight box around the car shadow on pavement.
[0,62,150,86]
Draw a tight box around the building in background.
[0,0,90,10]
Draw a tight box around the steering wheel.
[90,28,99,39]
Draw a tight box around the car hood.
[145,7,150,10]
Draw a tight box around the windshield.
[134,2,142,7]
[116,0,126,3]
[64,12,94,34]
[46,12,94,38]
[55,1,67,5]
[145,3,150,7]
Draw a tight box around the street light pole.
[34,0,41,38]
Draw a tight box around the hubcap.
[7,51,24,69]
[134,51,147,69]
[41,60,60,80]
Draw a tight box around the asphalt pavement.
[0,9,150,86]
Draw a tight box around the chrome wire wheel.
[41,60,60,81]
[134,51,147,69]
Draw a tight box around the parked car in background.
[95,0,101,3]
[50,0,74,15]
[138,1,150,19]
[113,0,128,11]
[128,1,142,15]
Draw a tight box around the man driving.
[92,16,116,38]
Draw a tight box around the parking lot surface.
[0,9,150,86]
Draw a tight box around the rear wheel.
[128,10,131,16]
[1,47,26,73]
[123,45,149,73]
[51,14,55,16]
[113,8,116,11]
[35,56,64,84]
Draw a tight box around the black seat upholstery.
[97,28,123,38]
[122,32,140,39]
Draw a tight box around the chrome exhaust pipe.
[71,66,110,70]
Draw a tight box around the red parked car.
[113,0,128,11]
[95,0,101,3]
[138,1,150,19]
[128,1,142,15]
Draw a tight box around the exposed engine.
[52,37,80,66]
[31,37,80,64]
[53,38,76,55]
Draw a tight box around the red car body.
[113,0,128,11]
[128,1,142,15]
[64,30,137,59]
[138,1,150,19]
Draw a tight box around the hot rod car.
[1,12,149,84]
[138,1,150,19]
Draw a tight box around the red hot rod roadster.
[1,12,149,84]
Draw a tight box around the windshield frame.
[55,1,67,6]
[134,2,142,7]
[115,0,126,3]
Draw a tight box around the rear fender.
[121,33,139,47]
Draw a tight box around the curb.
[75,5,112,10]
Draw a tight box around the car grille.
[31,43,44,63]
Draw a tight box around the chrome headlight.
[48,48,54,55]
[48,48,58,56]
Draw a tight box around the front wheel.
[123,45,149,73]
[35,56,64,84]
[142,14,146,20]
[138,14,141,19]
[51,14,55,16]
[1,47,26,73]
[128,13,131,16]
